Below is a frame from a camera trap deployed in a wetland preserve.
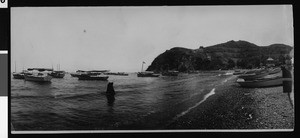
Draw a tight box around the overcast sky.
[11,5,293,72]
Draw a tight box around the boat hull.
[13,73,25,79]
[49,73,65,78]
[24,75,52,82]
[137,73,160,77]
[77,75,109,80]
[238,71,269,80]
[237,77,283,88]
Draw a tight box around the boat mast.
[14,61,16,73]
[141,62,145,72]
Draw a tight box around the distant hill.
[146,40,293,72]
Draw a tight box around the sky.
[11,5,294,72]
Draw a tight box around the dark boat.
[12,72,25,79]
[48,71,65,78]
[77,70,109,80]
[162,70,179,76]
[137,71,160,77]
[77,74,109,80]
[237,76,282,88]
[104,72,129,76]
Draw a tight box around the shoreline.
[165,75,294,130]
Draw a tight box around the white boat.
[24,68,53,82]
[24,73,52,82]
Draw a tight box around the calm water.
[11,72,232,130]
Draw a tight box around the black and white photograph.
[10,5,294,133]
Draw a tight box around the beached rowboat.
[237,77,282,88]
[238,70,269,80]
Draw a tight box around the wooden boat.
[233,70,246,75]
[237,76,283,88]
[268,67,281,75]
[104,72,129,76]
[70,70,89,77]
[137,61,160,77]
[24,68,53,82]
[238,69,269,80]
[77,74,109,80]
[48,71,65,78]
[162,70,179,76]
[12,72,25,79]
[24,73,52,82]
[137,71,160,77]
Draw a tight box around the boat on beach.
[237,69,269,80]
[237,76,283,88]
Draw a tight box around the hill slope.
[146,40,293,72]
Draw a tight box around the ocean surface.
[11,72,233,131]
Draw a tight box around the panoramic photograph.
[11,5,294,132]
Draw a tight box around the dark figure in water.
[106,82,115,96]
[106,82,115,106]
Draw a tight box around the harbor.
[10,5,294,132]
[11,68,294,130]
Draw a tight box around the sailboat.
[12,61,26,79]
[137,61,160,77]
[48,64,65,78]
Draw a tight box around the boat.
[237,69,269,80]
[236,76,283,88]
[71,70,109,77]
[104,72,129,76]
[137,61,160,77]
[162,70,179,76]
[137,71,160,77]
[12,61,26,79]
[77,70,109,80]
[13,70,27,79]
[24,68,53,82]
[48,71,65,78]
[268,67,281,75]
[77,74,109,80]
[233,70,246,75]
[24,73,52,82]
[70,70,88,77]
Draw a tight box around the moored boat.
[24,68,53,82]
[137,71,160,77]
[24,73,52,82]
[48,71,65,78]
[162,70,179,76]
[104,72,129,76]
[77,74,109,80]
[12,72,25,79]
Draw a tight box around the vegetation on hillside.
[146,40,293,72]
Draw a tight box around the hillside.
[146,40,293,72]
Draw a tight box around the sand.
[165,75,294,130]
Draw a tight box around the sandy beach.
[165,75,294,130]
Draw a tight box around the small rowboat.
[237,76,283,88]
[238,70,269,80]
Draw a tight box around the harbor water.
[11,72,232,130]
